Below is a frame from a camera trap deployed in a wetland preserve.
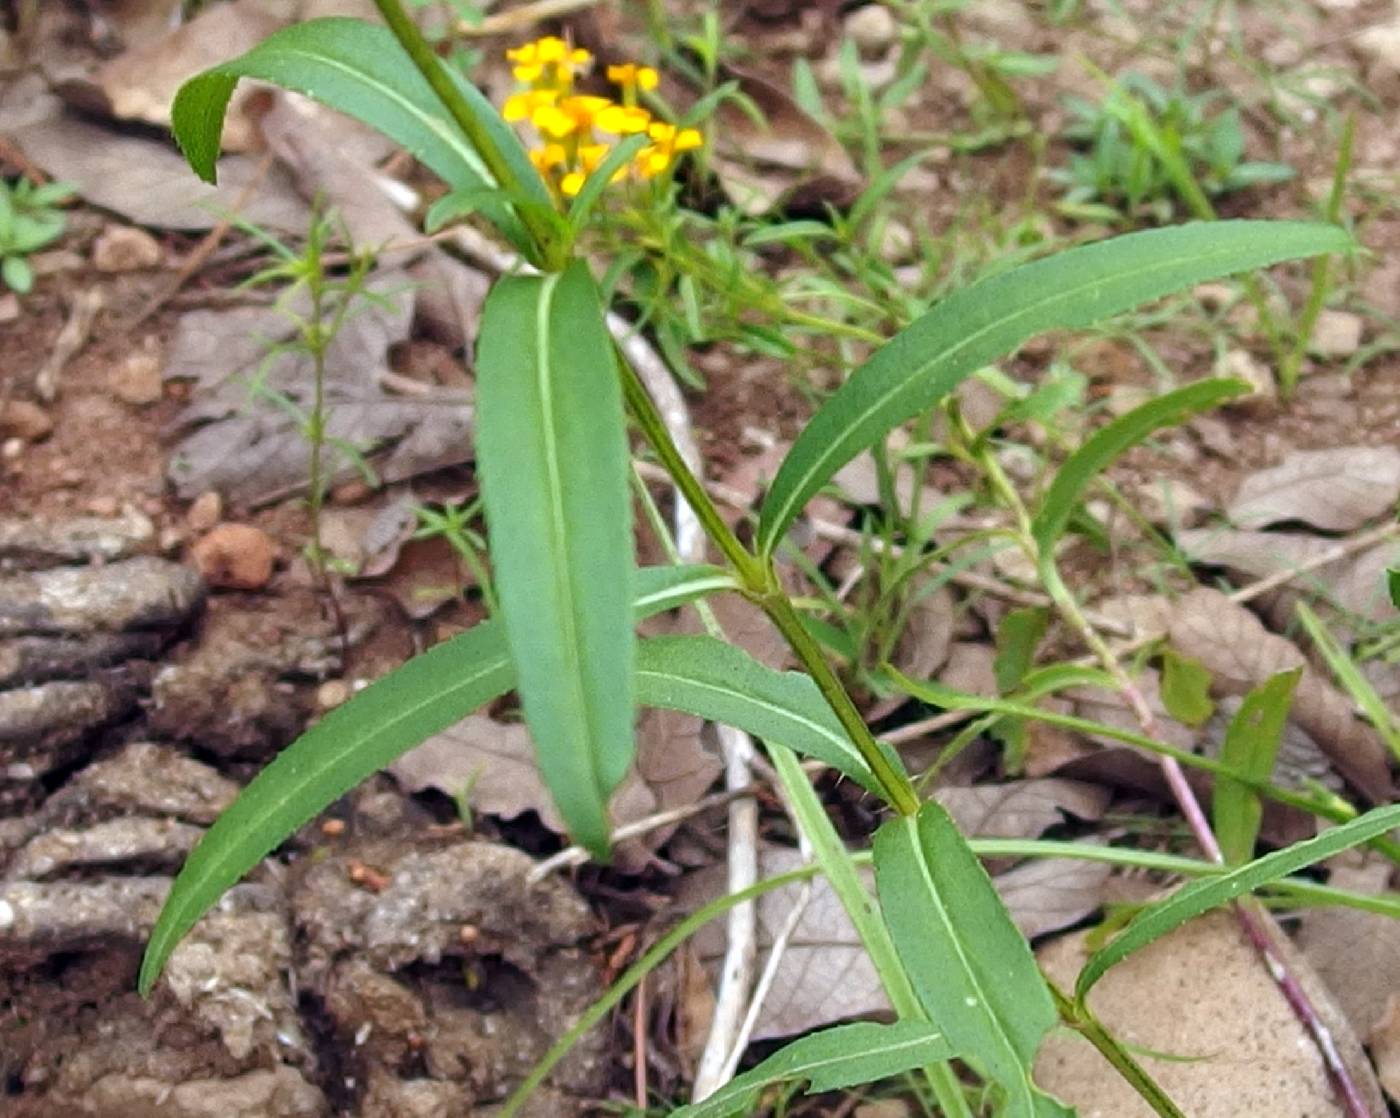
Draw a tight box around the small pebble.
[0,293,18,324]
[190,523,277,590]
[2,438,23,461]
[186,491,223,533]
[320,818,346,838]
[0,400,53,441]
[317,679,351,709]
[1306,309,1363,359]
[86,495,119,517]
[844,3,898,55]
[92,224,163,273]
[331,479,374,505]
[0,898,13,931]
[109,349,164,406]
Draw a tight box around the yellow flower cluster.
[503,36,703,198]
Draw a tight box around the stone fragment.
[191,524,277,590]
[0,556,205,636]
[110,348,164,405]
[844,3,898,54]
[0,511,155,568]
[92,224,162,273]
[186,490,223,533]
[0,399,52,441]
[1306,309,1363,358]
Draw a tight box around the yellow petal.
[636,66,659,91]
[674,128,703,151]
[560,170,586,196]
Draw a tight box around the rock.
[186,490,224,533]
[0,510,156,569]
[0,875,169,948]
[49,741,238,825]
[2,438,22,461]
[316,679,350,709]
[110,347,164,405]
[0,556,205,636]
[7,817,203,879]
[879,218,916,263]
[1305,309,1363,358]
[0,679,141,790]
[0,399,53,441]
[1357,17,1400,81]
[1219,347,1275,404]
[0,293,18,323]
[844,3,898,54]
[92,224,162,273]
[191,523,277,590]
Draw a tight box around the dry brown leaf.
[1295,863,1400,1042]
[1068,669,1199,753]
[888,584,954,682]
[935,778,1110,841]
[1228,447,1400,532]
[1170,589,1392,802]
[1177,527,1400,627]
[163,271,476,505]
[1370,994,1400,1106]
[389,714,563,830]
[92,0,284,150]
[994,855,1111,939]
[12,112,309,233]
[1036,909,1385,1116]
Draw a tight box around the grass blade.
[476,262,635,857]
[1077,802,1400,1002]
[635,634,904,795]
[756,221,1350,557]
[138,565,723,994]
[875,804,1073,1118]
[1214,669,1301,864]
[671,1022,954,1118]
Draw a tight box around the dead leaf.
[1295,862,1400,1041]
[163,270,476,505]
[1170,589,1393,802]
[994,855,1111,939]
[1370,994,1400,1106]
[709,65,862,214]
[686,845,889,1039]
[1177,527,1400,626]
[1036,909,1384,1116]
[1068,669,1199,754]
[92,0,285,151]
[935,779,1110,841]
[12,112,309,233]
[888,584,954,682]
[389,714,563,830]
[1228,446,1400,532]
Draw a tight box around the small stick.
[455,0,602,37]
[35,287,103,402]
[633,973,648,1110]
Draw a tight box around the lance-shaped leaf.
[170,18,550,255]
[634,634,905,796]
[138,564,725,995]
[671,1022,954,1118]
[875,803,1074,1118]
[1077,801,1400,1004]
[475,261,635,859]
[1030,377,1246,555]
[756,221,1351,557]
[1213,669,1300,864]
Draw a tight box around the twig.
[125,151,275,332]
[35,287,103,403]
[528,785,758,882]
[633,973,648,1110]
[455,0,602,37]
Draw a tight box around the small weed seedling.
[133,8,1394,1118]
[0,178,74,294]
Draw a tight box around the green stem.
[1048,980,1187,1118]
[370,0,563,268]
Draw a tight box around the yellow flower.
[506,36,592,88]
[635,121,704,178]
[533,94,612,139]
[606,63,659,99]
[594,102,651,135]
[503,88,558,123]
[528,143,568,174]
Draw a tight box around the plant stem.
[370,0,564,269]
[1048,980,1186,1118]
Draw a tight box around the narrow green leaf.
[1298,600,1400,764]
[875,804,1074,1118]
[476,261,634,858]
[1214,668,1300,864]
[169,18,547,254]
[138,565,722,995]
[672,1023,954,1118]
[995,607,1050,693]
[1031,377,1246,555]
[567,133,647,231]
[1389,568,1400,611]
[756,221,1351,556]
[635,634,902,795]
[1160,648,1215,729]
[1077,801,1400,1003]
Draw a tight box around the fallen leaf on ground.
[1227,446,1400,532]
[887,583,955,683]
[1036,908,1384,1116]
[1170,589,1392,802]
[935,778,1110,840]
[91,0,284,151]
[1370,994,1400,1106]
[993,854,1111,939]
[163,270,476,505]
[12,112,309,233]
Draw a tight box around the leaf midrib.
[761,234,1326,551]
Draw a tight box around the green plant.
[134,8,1377,1117]
[0,178,74,294]
[1051,73,1294,224]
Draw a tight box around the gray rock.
[0,510,155,569]
[0,556,204,637]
